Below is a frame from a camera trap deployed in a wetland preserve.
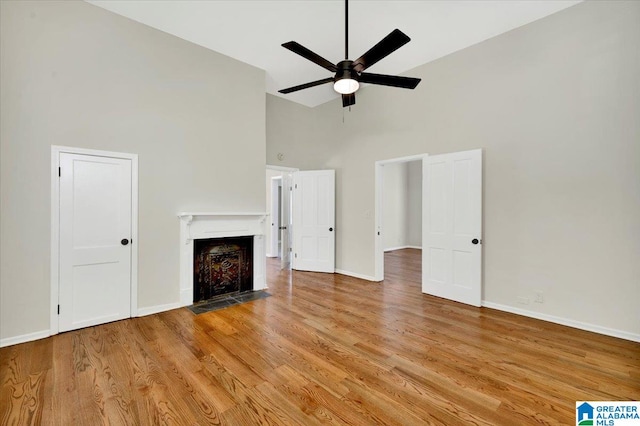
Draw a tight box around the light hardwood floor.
[1,249,639,425]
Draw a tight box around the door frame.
[269,176,282,257]
[374,154,427,282]
[280,172,293,270]
[50,145,139,336]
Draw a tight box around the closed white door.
[293,170,335,273]
[422,149,482,306]
[59,153,132,332]
[281,172,293,270]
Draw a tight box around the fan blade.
[342,93,356,107]
[279,77,334,94]
[282,41,338,72]
[359,72,421,89]
[352,29,411,73]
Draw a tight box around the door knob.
[329,227,333,232]
[121,239,129,246]
[471,238,480,245]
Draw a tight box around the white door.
[59,153,133,332]
[281,172,293,270]
[422,149,482,306]
[292,170,335,273]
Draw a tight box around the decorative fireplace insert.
[193,236,253,302]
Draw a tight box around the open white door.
[422,149,482,306]
[281,172,293,270]
[59,152,133,331]
[292,170,335,273]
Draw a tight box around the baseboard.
[384,245,422,252]
[0,329,51,348]
[136,302,183,317]
[335,269,379,282]
[482,301,640,343]
[1,302,184,347]
[4,300,634,347]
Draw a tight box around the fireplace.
[178,213,267,306]
[194,236,253,302]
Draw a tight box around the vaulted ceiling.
[88,1,581,107]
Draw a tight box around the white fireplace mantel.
[178,212,268,306]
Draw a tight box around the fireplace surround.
[178,213,267,306]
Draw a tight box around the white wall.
[383,162,408,250]
[266,1,640,339]
[407,161,422,248]
[0,1,266,343]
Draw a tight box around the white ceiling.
[87,0,581,108]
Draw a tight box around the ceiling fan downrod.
[345,0,349,60]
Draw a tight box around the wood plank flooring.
[1,249,639,425]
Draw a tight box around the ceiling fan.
[278,0,421,107]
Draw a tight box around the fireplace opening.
[193,236,253,303]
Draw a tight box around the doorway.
[266,165,297,270]
[265,166,336,273]
[375,150,483,307]
[374,154,425,282]
[50,146,138,334]
[269,176,283,258]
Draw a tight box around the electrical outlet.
[517,296,530,305]
[535,292,544,303]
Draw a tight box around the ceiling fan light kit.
[333,78,359,95]
[278,0,421,107]
[333,61,359,94]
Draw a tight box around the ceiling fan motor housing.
[334,60,358,83]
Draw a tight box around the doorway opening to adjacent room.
[375,150,483,307]
[266,165,297,270]
[374,154,425,283]
[266,166,336,274]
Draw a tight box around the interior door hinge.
[58,167,61,177]
[57,305,60,315]
[295,184,297,189]
[295,253,297,258]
